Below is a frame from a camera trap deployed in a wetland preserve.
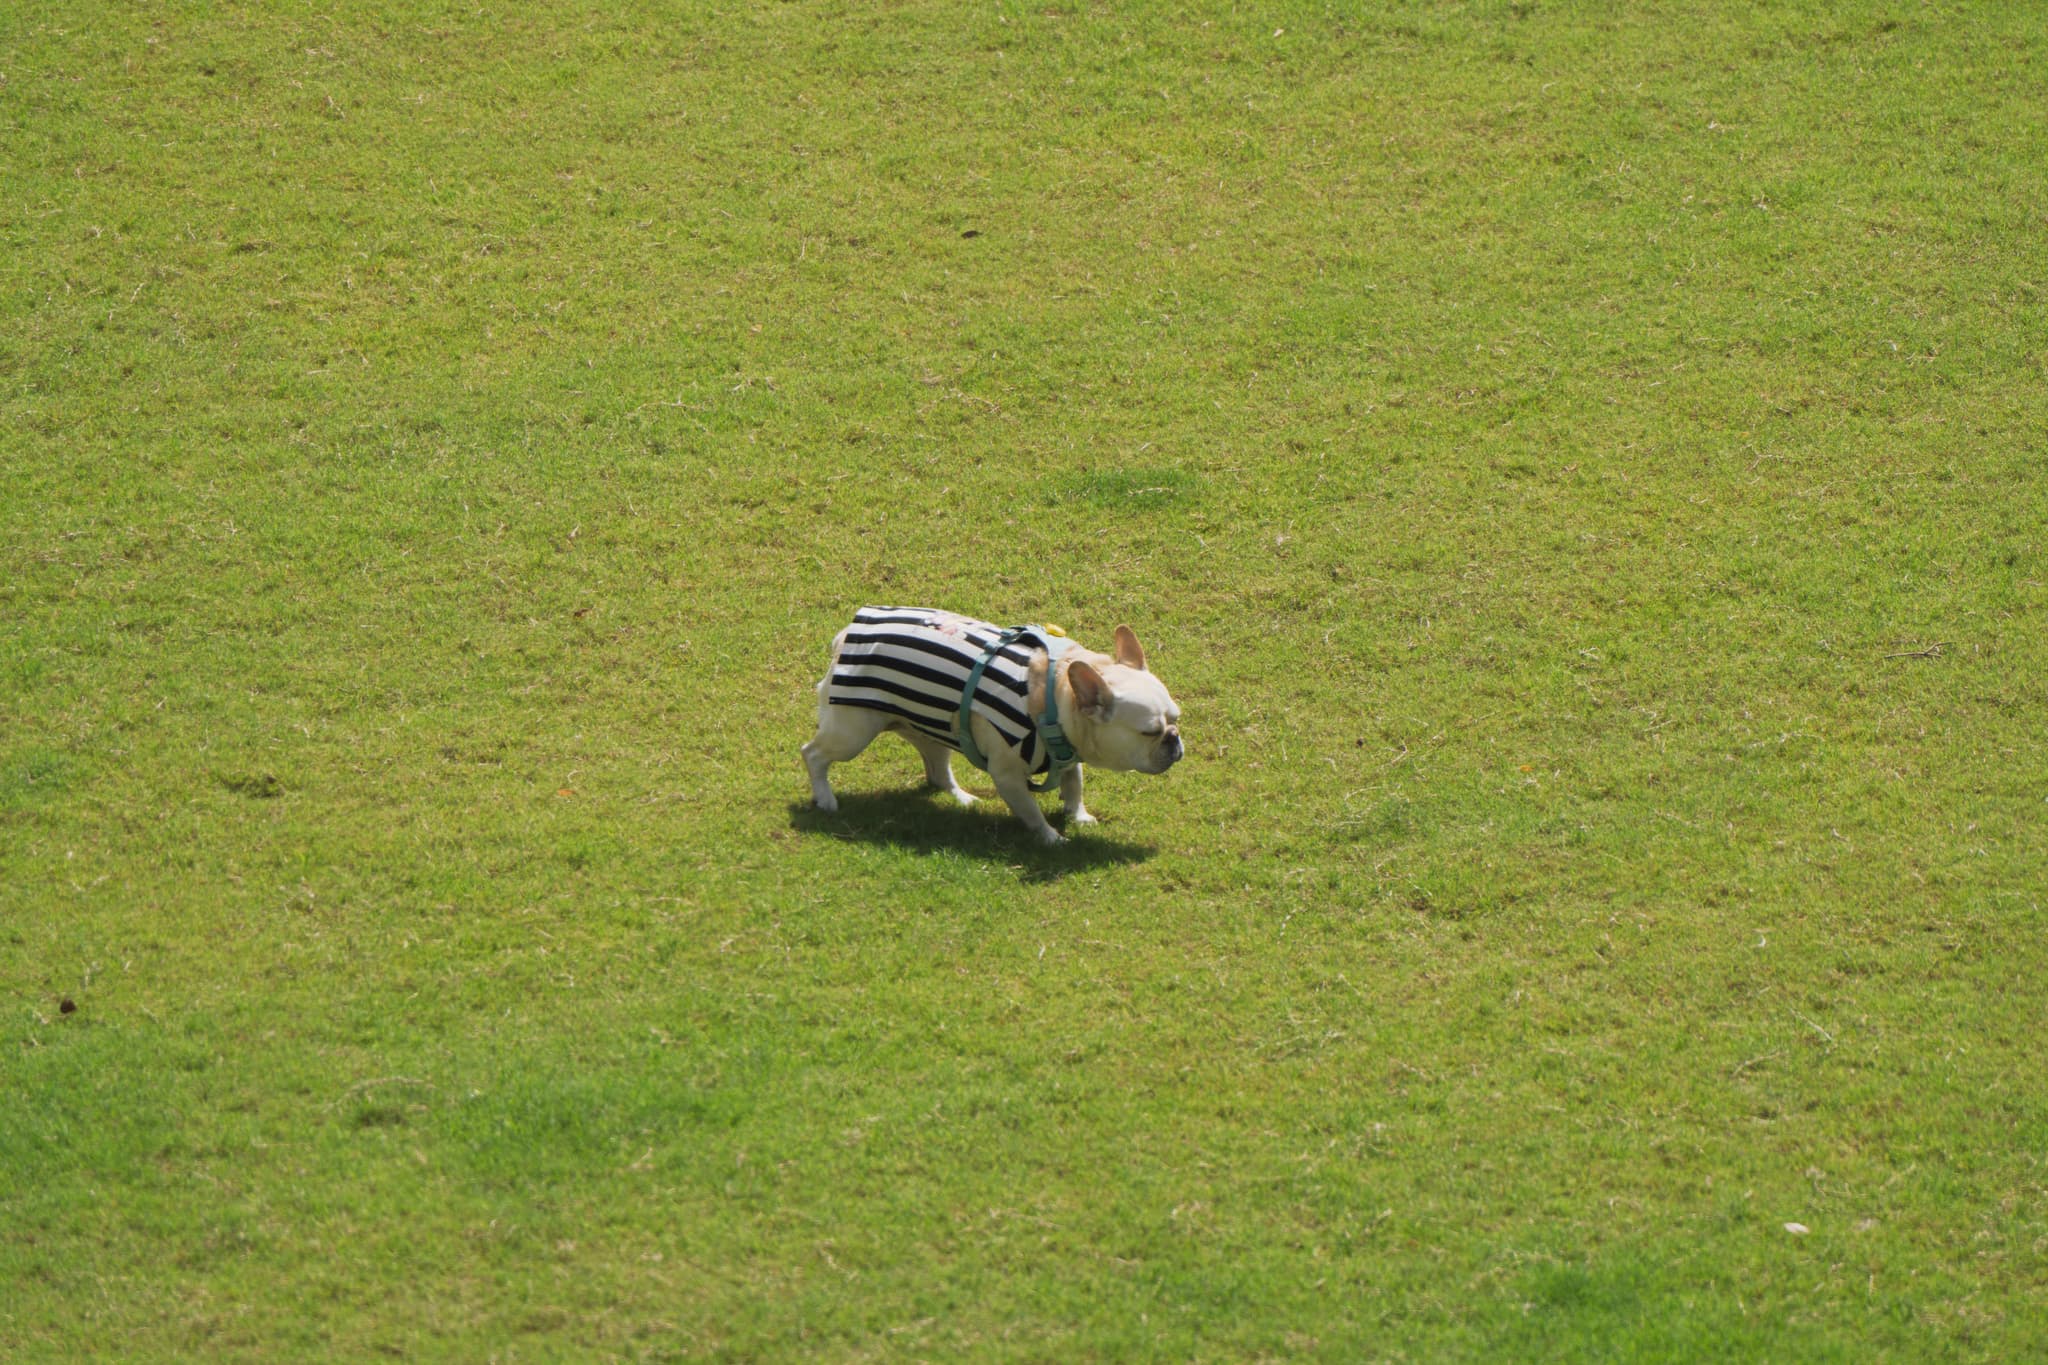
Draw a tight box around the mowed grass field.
[4,0,2045,1358]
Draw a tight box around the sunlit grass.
[4,1,2045,1358]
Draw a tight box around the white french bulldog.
[802,607,1183,844]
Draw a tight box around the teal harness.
[956,627,1079,792]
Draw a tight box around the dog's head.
[1063,626,1183,774]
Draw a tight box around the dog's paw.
[1037,828,1066,847]
[813,792,839,813]
[1065,808,1098,826]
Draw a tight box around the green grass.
[4,0,2045,1358]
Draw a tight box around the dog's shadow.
[787,788,1154,882]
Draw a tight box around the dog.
[802,606,1183,844]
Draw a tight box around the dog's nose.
[1164,731,1183,763]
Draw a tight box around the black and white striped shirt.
[827,606,1051,775]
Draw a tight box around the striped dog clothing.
[827,606,1055,776]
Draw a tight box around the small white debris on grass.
[1784,1222,1810,1235]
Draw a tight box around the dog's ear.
[1068,659,1113,719]
[1113,625,1148,671]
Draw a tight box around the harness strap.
[956,626,1079,792]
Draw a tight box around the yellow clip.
[1042,623,1067,638]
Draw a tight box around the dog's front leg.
[1059,764,1095,828]
[989,768,1062,845]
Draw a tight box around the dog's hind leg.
[803,630,888,812]
[903,730,977,806]
[803,705,888,812]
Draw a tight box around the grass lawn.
[4,0,2046,1358]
